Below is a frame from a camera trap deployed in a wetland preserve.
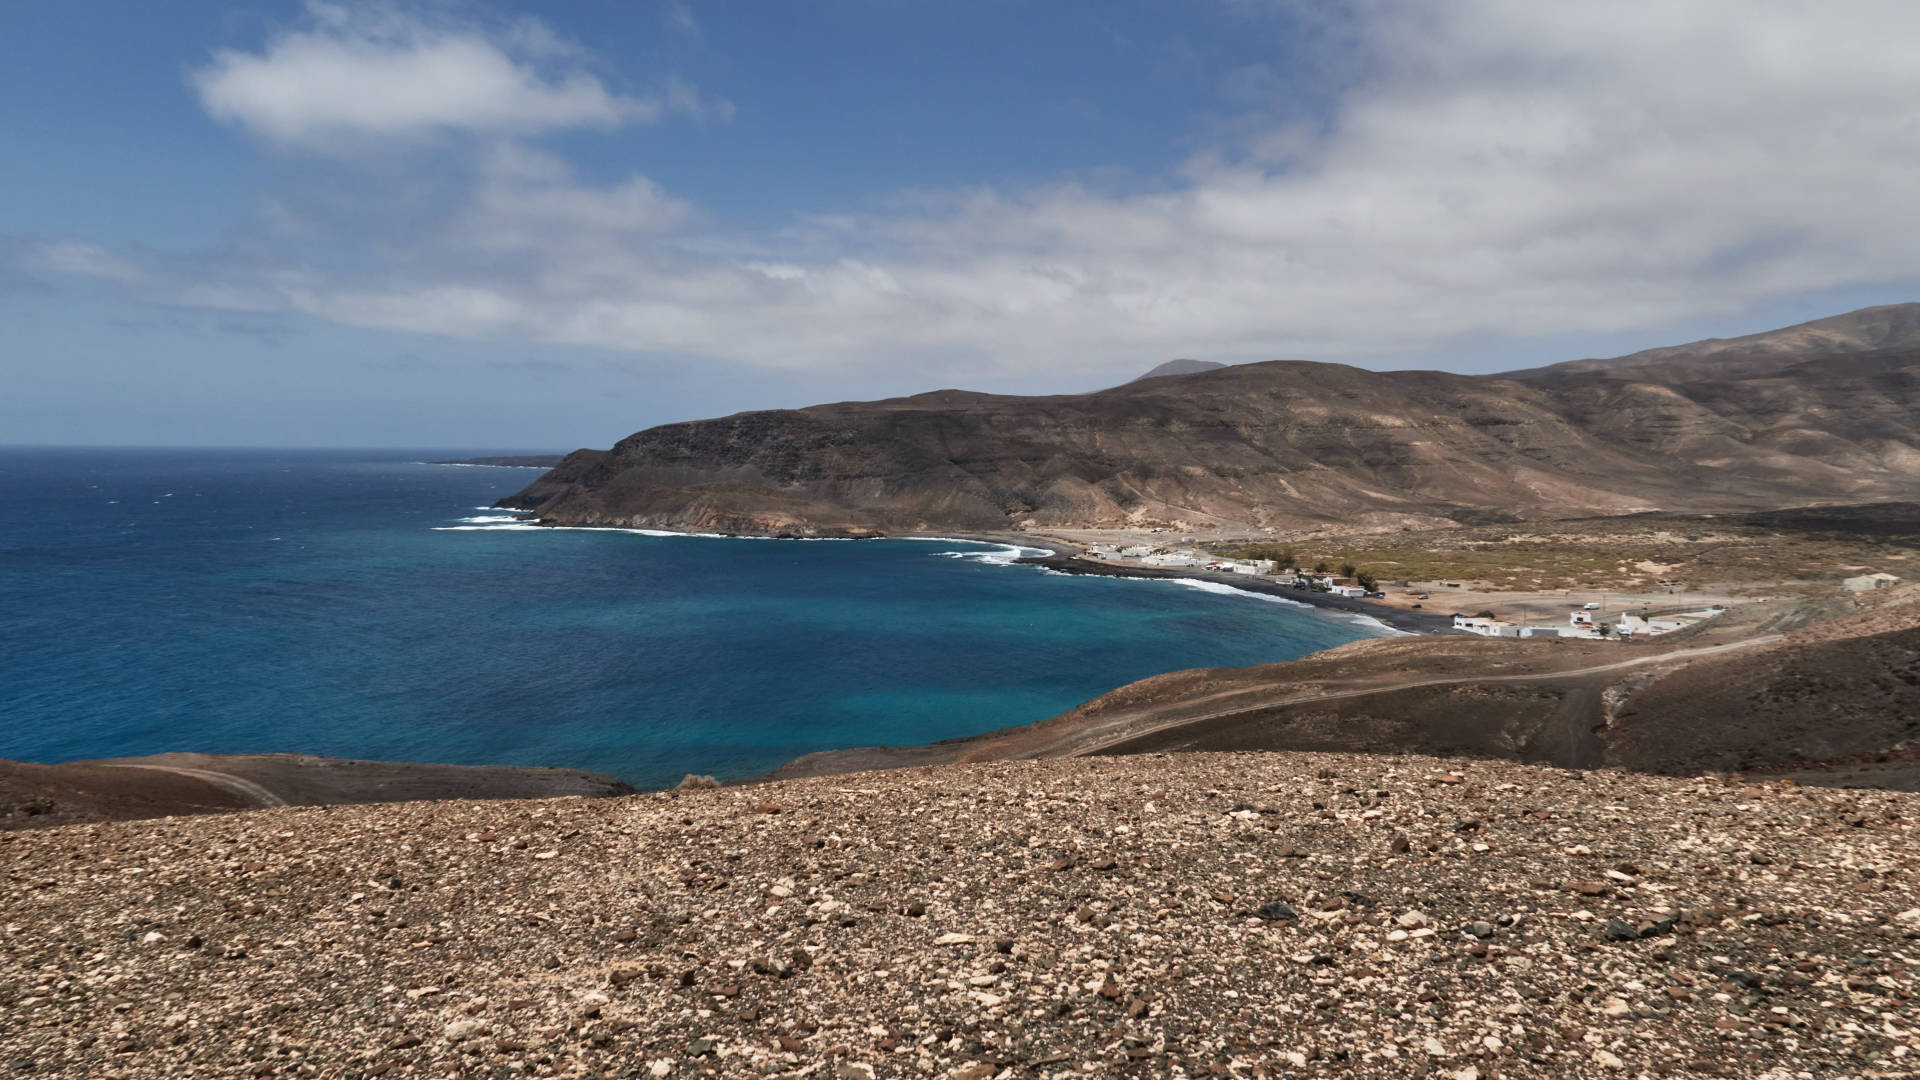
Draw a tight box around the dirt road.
[1049,633,1785,759]
[99,763,289,807]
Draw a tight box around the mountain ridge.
[502,304,1920,535]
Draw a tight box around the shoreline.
[500,518,1444,637]
[1009,547,1454,636]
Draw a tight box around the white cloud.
[463,144,694,241]
[189,2,728,148]
[46,1,1920,380]
[35,241,150,285]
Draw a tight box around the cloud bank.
[39,0,1920,380]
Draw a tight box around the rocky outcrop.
[501,305,1920,535]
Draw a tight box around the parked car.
[1416,593,1430,600]
[1583,602,1601,609]
[1365,591,1385,598]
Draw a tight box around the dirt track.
[1053,634,1785,759]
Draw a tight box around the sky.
[5,1,1920,448]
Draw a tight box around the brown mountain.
[1131,357,1227,381]
[502,305,1920,535]
[1514,301,1920,382]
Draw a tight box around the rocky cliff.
[502,305,1920,535]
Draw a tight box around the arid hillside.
[774,586,1920,790]
[0,753,634,831]
[501,305,1920,536]
[3,753,1915,1078]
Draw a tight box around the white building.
[1843,572,1901,591]
[1616,607,1725,637]
[1141,549,1205,567]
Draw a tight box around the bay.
[0,447,1375,788]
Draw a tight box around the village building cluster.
[1450,606,1725,639]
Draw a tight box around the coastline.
[1009,547,1452,636]
[504,518,1445,637]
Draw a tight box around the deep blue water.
[0,448,1374,788]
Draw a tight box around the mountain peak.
[1132,358,1226,382]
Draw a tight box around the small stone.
[1593,1049,1625,1069]
[1605,919,1639,941]
[904,902,926,918]
[1437,774,1464,785]
[994,939,1015,954]
[934,933,976,945]
[1388,836,1411,854]
[1567,881,1609,897]
[611,929,638,943]
[1089,856,1118,871]
[1463,922,1495,938]
[443,1020,481,1042]
[1256,901,1298,921]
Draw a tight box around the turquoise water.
[0,448,1375,788]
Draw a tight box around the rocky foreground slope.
[501,304,1920,535]
[4,753,1916,1078]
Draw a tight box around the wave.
[924,541,1053,566]
[1169,577,1315,609]
[430,523,544,531]
[1153,576,1412,638]
[456,514,528,524]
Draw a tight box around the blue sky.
[5,1,1919,448]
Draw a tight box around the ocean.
[0,447,1377,788]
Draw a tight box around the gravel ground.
[3,752,1916,1079]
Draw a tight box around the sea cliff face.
[501,306,1920,535]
